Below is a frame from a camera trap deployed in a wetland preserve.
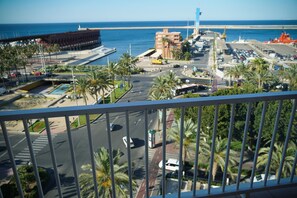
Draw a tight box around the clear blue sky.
[0,0,296,23]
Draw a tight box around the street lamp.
[71,66,80,126]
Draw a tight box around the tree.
[149,76,172,100]
[257,142,296,178]
[224,64,246,86]
[162,37,173,59]
[96,71,113,104]
[249,58,269,73]
[79,147,137,198]
[167,119,198,164]
[200,137,237,181]
[88,71,101,104]
[283,64,297,90]
[244,69,274,89]
[76,77,90,105]
[253,100,294,144]
[165,71,182,90]
[118,53,137,88]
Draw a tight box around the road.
[0,51,212,196]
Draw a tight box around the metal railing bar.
[277,99,297,184]
[105,113,116,198]
[178,107,185,198]
[125,111,133,198]
[144,109,150,198]
[162,108,167,198]
[208,105,219,194]
[0,187,3,198]
[0,121,24,198]
[44,117,63,198]
[65,116,81,198]
[250,101,268,189]
[1,91,296,121]
[22,119,44,198]
[264,100,283,186]
[193,106,202,197]
[236,102,252,190]
[85,114,99,197]
[222,104,235,192]
[290,152,297,182]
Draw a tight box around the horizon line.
[1,19,297,25]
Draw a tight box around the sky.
[0,0,297,24]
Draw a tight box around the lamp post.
[72,67,80,126]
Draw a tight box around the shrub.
[0,165,50,198]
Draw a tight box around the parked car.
[109,123,115,131]
[122,136,135,148]
[9,72,21,78]
[158,158,179,171]
[173,64,180,68]
[253,174,276,182]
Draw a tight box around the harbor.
[78,24,297,31]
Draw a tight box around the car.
[109,123,115,131]
[9,72,21,78]
[122,136,134,148]
[158,158,179,171]
[173,64,180,68]
[253,174,276,182]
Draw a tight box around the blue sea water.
[1,20,297,65]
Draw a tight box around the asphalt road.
[0,72,159,197]
[0,50,211,197]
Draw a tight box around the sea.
[1,20,297,65]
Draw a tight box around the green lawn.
[28,120,46,133]
[70,81,130,129]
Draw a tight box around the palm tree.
[167,119,197,164]
[200,137,237,181]
[165,71,182,90]
[88,71,101,104]
[244,69,274,89]
[249,58,269,73]
[76,77,90,105]
[257,142,296,178]
[79,147,137,198]
[149,76,172,100]
[224,64,246,86]
[162,37,173,59]
[96,71,113,104]
[283,64,297,90]
[118,53,137,88]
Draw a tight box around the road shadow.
[154,140,172,148]
[131,138,144,148]
[112,124,123,131]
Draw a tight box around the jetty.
[78,25,297,31]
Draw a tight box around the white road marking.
[149,119,153,126]
[112,116,119,123]
[12,136,26,148]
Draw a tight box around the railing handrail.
[0,91,297,121]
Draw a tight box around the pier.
[78,25,297,31]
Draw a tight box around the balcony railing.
[0,91,296,198]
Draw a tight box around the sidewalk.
[136,110,178,197]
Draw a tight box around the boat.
[266,32,297,44]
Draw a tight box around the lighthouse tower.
[195,8,201,35]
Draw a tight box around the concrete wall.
[19,80,47,92]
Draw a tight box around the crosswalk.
[15,134,57,165]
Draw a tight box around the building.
[0,30,101,51]
[155,28,182,59]
[37,30,101,50]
